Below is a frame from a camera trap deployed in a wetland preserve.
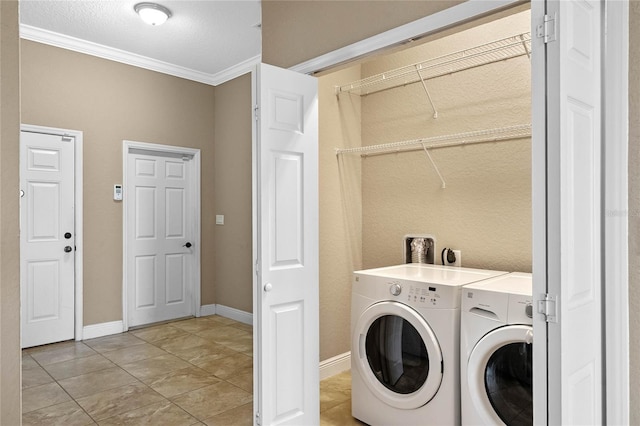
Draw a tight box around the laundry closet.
[316,7,532,367]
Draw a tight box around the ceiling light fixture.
[134,2,172,26]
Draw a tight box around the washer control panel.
[387,280,459,309]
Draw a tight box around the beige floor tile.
[154,334,212,353]
[207,315,238,326]
[100,342,167,365]
[24,340,82,355]
[230,322,253,333]
[22,382,72,413]
[120,354,193,381]
[170,318,220,333]
[202,402,253,426]
[98,400,199,426]
[58,366,139,399]
[173,381,252,420]
[22,400,95,426]
[320,400,364,426]
[213,333,252,354]
[43,354,115,381]
[195,326,249,342]
[22,354,40,369]
[76,382,166,421]
[169,342,236,364]
[23,364,55,389]
[143,366,221,398]
[194,353,253,380]
[130,324,188,343]
[226,371,253,393]
[30,342,96,366]
[84,334,146,353]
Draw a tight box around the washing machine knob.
[390,283,402,296]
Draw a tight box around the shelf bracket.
[421,144,446,189]
[415,66,438,119]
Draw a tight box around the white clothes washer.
[460,272,533,426]
[351,264,508,426]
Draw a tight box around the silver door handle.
[264,283,272,292]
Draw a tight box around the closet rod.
[334,124,531,156]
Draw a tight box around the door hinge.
[537,293,558,323]
[536,13,557,44]
[61,135,73,142]
[255,259,260,276]
[255,411,261,425]
[254,105,259,122]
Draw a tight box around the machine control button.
[390,283,402,296]
[525,303,533,318]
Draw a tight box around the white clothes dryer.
[351,264,508,426]
[460,272,533,426]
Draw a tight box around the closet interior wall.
[359,10,532,272]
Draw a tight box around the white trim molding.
[319,352,351,381]
[200,304,217,317]
[20,24,259,87]
[21,124,84,342]
[289,0,525,75]
[215,304,253,325]
[82,321,124,340]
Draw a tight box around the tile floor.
[22,314,361,426]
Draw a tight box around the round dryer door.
[467,325,533,426]
[352,301,443,410]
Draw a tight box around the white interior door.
[125,145,199,328]
[255,63,319,426]
[20,130,75,348]
[536,0,603,423]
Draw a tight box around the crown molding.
[20,24,258,86]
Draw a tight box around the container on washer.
[403,234,436,264]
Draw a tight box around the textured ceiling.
[19,0,262,82]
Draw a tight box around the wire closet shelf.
[335,124,532,157]
[336,32,531,96]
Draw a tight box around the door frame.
[282,0,628,423]
[122,140,202,331]
[20,123,84,341]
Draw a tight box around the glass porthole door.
[352,301,443,409]
[467,325,533,426]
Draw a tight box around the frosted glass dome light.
[134,3,172,26]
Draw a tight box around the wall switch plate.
[215,215,224,225]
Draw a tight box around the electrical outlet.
[451,250,462,267]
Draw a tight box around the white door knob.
[264,283,273,292]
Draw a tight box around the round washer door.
[352,301,443,410]
[467,325,533,426]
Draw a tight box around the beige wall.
[261,0,464,68]
[318,65,363,360]
[628,3,640,424]
[212,73,253,313]
[361,11,531,271]
[20,41,217,325]
[0,2,22,423]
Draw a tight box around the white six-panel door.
[256,63,319,426]
[20,131,75,348]
[125,146,197,327]
[538,0,603,423]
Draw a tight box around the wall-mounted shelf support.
[422,144,446,188]
[416,65,438,119]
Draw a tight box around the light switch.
[215,215,224,225]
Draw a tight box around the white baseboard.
[199,304,217,317]
[215,304,253,325]
[320,351,351,380]
[82,320,124,340]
